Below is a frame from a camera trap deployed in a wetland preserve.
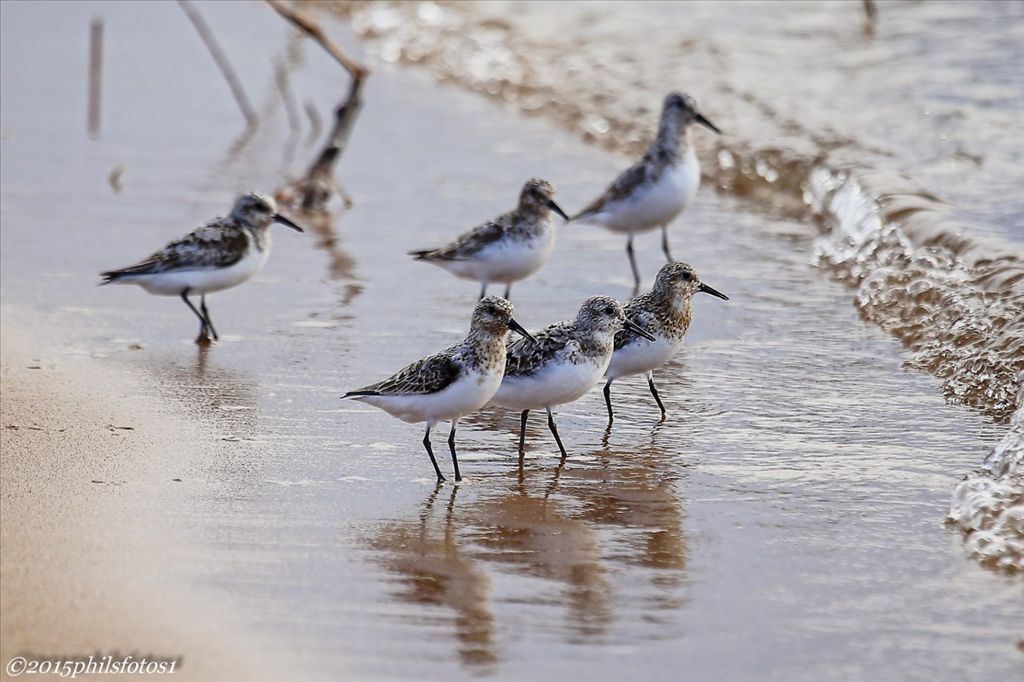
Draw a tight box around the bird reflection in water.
[467,466,613,642]
[366,485,497,668]
[290,208,363,307]
[364,405,691,664]
[561,443,689,621]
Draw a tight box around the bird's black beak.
[699,282,729,300]
[694,113,721,134]
[623,318,656,342]
[547,199,570,222]
[273,213,304,232]
[508,318,537,343]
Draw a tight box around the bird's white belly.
[357,367,503,425]
[127,248,268,296]
[491,356,608,411]
[599,154,700,234]
[606,335,682,379]
[444,233,554,284]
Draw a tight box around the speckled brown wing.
[411,217,509,261]
[573,161,650,221]
[505,322,576,377]
[102,222,249,279]
[615,293,657,350]
[346,349,463,397]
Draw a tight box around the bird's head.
[231,193,304,232]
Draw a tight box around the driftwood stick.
[87,18,103,138]
[273,57,302,134]
[178,0,259,129]
[862,0,878,38]
[266,0,368,211]
[266,0,367,77]
[303,99,323,147]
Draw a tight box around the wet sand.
[1,2,1022,681]
[0,321,288,682]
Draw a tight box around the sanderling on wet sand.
[100,193,303,344]
[343,296,535,483]
[572,92,720,289]
[604,261,728,425]
[491,296,655,460]
[409,179,570,300]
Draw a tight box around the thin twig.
[178,0,258,129]
[87,18,103,138]
[265,0,368,79]
[273,57,302,134]
[303,99,322,147]
[862,0,878,39]
[266,0,369,211]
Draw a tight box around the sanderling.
[343,296,535,483]
[572,92,720,288]
[100,193,303,344]
[604,262,728,425]
[491,296,655,459]
[409,179,569,300]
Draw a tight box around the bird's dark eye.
[682,272,692,281]
[487,306,497,314]
[604,306,615,315]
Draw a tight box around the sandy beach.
[1,318,288,681]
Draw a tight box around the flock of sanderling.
[101,91,728,483]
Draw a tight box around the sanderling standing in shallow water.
[343,297,535,483]
[491,296,655,460]
[409,179,569,300]
[572,92,720,289]
[100,193,303,344]
[604,262,728,425]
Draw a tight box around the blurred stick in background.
[87,18,103,138]
[275,56,302,165]
[266,0,368,211]
[862,0,878,39]
[304,99,322,148]
[178,0,259,130]
[274,57,302,135]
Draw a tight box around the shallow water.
[1,2,1022,681]
[333,0,1024,422]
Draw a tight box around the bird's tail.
[408,249,436,260]
[99,270,125,285]
[569,208,597,223]
[99,260,158,285]
[342,390,380,399]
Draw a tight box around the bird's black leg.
[546,408,568,459]
[603,378,615,426]
[200,294,219,340]
[626,234,641,291]
[448,419,462,482]
[660,224,673,262]
[503,283,511,300]
[647,371,667,421]
[180,289,211,344]
[518,409,529,459]
[479,282,488,300]
[423,425,445,482]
